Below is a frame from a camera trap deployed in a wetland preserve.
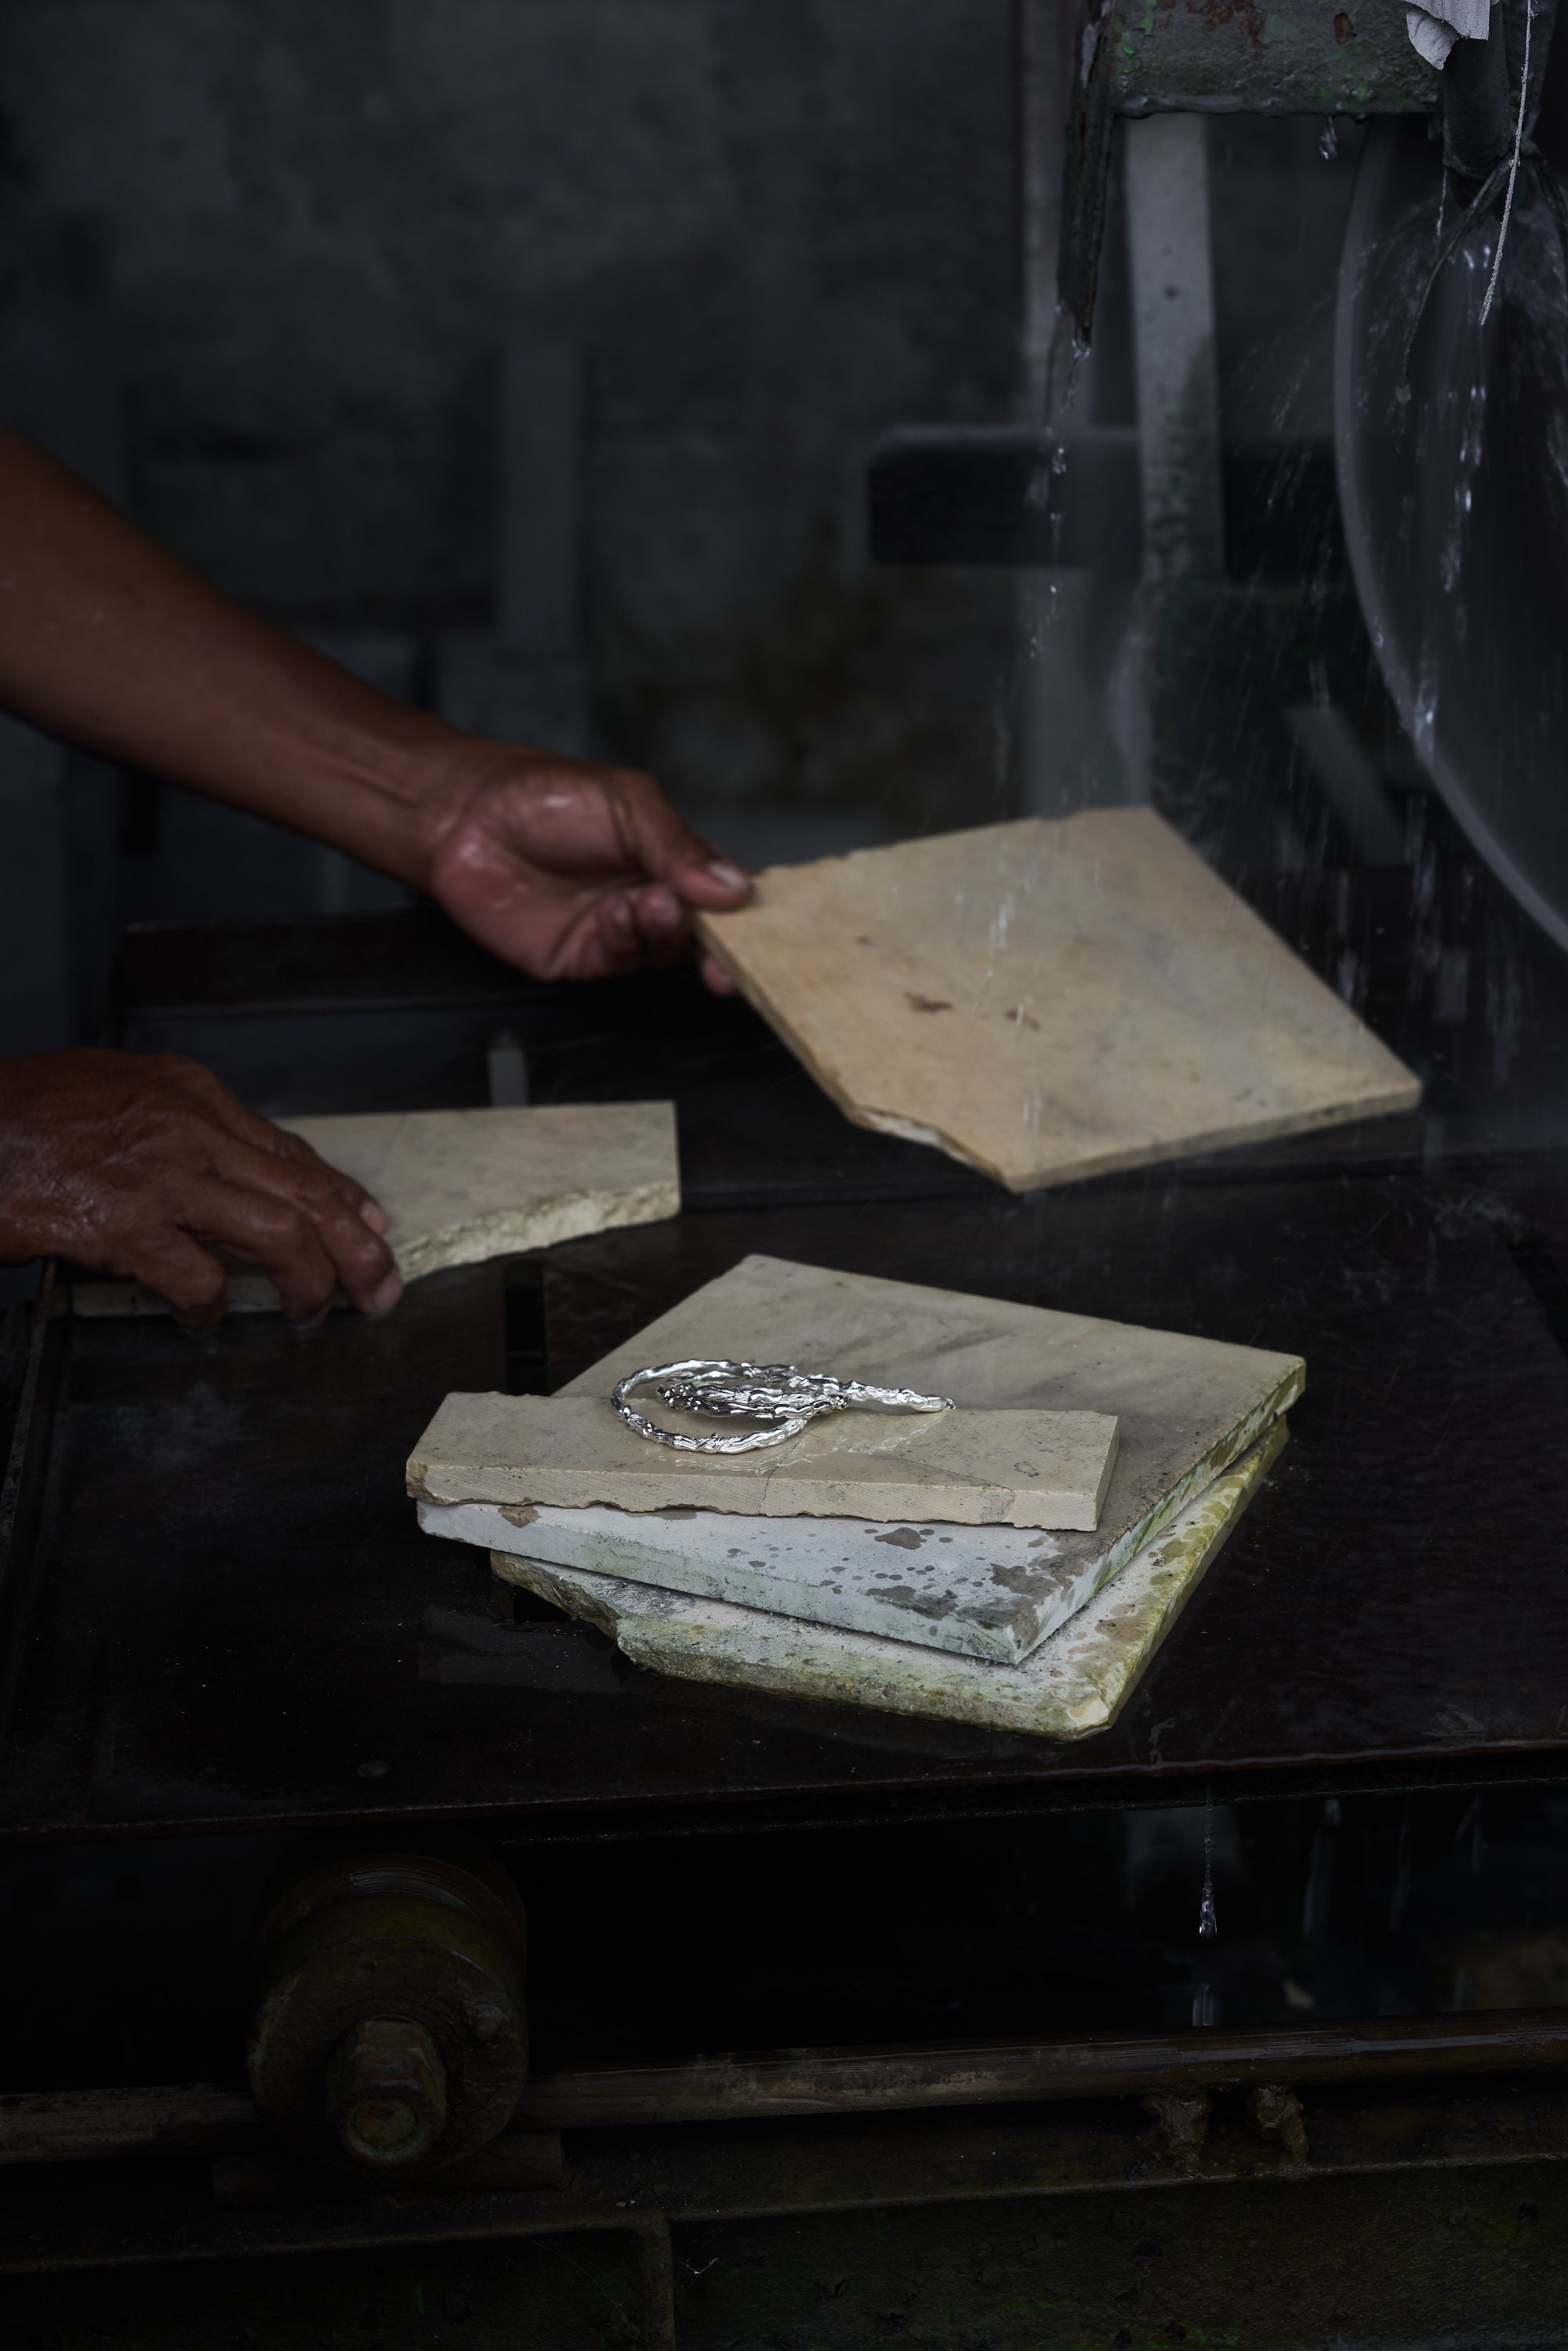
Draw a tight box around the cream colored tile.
[696,810,1419,1191]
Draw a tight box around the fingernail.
[368,1271,404,1319]
[643,886,681,931]
[291,1306,332,1335]
[361,1200,388,1235]
[706,858,750,892]
[608,894,636,933]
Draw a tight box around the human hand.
[0,1050,402,1327]
[416,746,750,989]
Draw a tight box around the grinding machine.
[10,8,1568,2342]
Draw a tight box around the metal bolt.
[326,2017,447,2168]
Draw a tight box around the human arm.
[0,430,750,981]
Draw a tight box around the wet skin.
[0,432,750,1319]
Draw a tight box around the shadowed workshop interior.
[7,4,1568,2346]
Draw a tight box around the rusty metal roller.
[246,1840,528,2175]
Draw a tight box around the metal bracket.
[1060,0,1443,341]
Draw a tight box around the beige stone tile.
[695,810,1420,1191]
[72,1100,679,1315]
[410,1395,1119,1530]
[282,1101,678,1282]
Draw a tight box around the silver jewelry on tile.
[612,1358,953,1454]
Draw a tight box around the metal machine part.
[1058,0,1443,342]
[246,1843,528,2175]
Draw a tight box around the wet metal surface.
[0,1143,1566,1839]
[0,892,1558,1841]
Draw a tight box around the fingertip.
[361,1199,388,1236]
[636,883,684,936]
[173,1298,226,1332]
[366,1270,404,1319]
[673,853,752,908]
[699,953,739,995]
[588,894,646,978]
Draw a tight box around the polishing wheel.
[1336,105,1568,949]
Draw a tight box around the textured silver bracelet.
[612,1358,954,1454]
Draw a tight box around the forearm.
[0,429,749,988]
[0,430,461,882]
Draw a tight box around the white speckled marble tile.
[422,1490,1108,1665]
[479,1426,1287,1738]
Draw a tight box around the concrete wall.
[0,1,1022,837]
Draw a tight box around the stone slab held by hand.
[282,1101,679,1282]
[694,809,1421,1192]
[72,1100,679,1315]
[409,1396,1121,1532]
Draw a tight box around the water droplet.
[1319,118,1340,162]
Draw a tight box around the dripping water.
[1198,1791,1219,1941]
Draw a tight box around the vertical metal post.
[1123,113,1224,587]
[1018,0,1140,817]
[1111,111,1225,810]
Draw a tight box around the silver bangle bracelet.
[611,1358,953,1455]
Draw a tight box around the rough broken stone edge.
[423,1496,1066,1667]
[392,1179,679,1283]
[68,1180,679,1316]
[410,1404,1122,1533]
[419,1351,1283,1663]
[488,1423,1287,1740]
[412,1362,1300,1551]
[1058,1359,1298,1633]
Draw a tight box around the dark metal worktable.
[2,839,1566,1847]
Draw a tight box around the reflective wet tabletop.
[2,856,1567,1843]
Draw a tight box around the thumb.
[612,773,751,909]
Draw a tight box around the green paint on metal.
[1102,0,1439,117]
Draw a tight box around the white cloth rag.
[1406,0,1490,67]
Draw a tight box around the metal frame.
[12,2017,1568,2347]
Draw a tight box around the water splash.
[1481,0,1535,325]
[1042,303,1090,426]
[1319,118,1340,163]
[1198,1792,1218,1940]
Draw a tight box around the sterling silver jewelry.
[612,1358,954,1454]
